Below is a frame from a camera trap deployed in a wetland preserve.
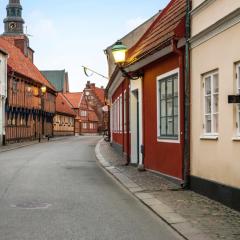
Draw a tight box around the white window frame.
[202,71,219,137]
[156,68,180,143]
[236,64,240,136]
[124,90,127,133]
[119,94,123,133]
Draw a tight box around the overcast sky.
[0,0,170,92]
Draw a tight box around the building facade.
[0,49,8,145]
[53,93,75,136]
[0,0,56,144]
[105,13,160,161]
[106,0,187,182]
[190,0,240,211]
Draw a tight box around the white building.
[0,49,8,145]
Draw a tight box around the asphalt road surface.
[0,136,183,240]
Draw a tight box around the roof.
[94,87,105,105]
[56,93,76,116]
[0,37,55,90]
[127,0,186,63]
[63,92,82,108]
[88,110,99,122]
[41,70,66,92]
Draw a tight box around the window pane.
[205,77,211,95]
[213,114,218,133]
[205,115,211,133]
[205,96,211,114]
[167,79,173,98]
[167,99,173,116]
[238,66,240,94]
[173,76,178,97]
[174,116,178,136]
[161,100,166,117]
[213,94,219,113]
[160,81,166,99]
[161,118,166,135]
[167,117,173,135]
[174,97,178,115]
[213,74,219,93]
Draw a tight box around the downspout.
[172,0,191,188]
[182,0,191,188]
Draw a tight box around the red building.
[63,82,106,135]
[106,0,187,183]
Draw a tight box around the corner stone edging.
[95,139,211,240]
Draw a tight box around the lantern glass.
[41,86,47,94]
[112,41,127,64]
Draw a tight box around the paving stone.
[159,212,186,224]
[97,140,240,240]
[135,192,153,200]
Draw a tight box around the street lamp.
[111,40,142,80]
[39,85,47,142]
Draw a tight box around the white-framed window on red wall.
[82,122,87,129]
[117,97,120,133]
[119,94,123,133]
[157,68,179,142]
[202,71,219,136]
[124,90,127,133]
[236,64,240,136]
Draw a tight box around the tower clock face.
[9,22,17,30]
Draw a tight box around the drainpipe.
[182,0,191,189]
[172,0,191,188]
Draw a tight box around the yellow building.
[190,0,240,210]
[53,93,76,136]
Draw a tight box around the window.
[82,123,87,129]
[90,123,94,129]
[203,71,219,135]
[12,80,18,94]
[119,95,122,133]
[158,71,179,139]
[236,64,240,136]
[81,110,87,117]
[124,91,127,132]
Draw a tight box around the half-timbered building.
[0,0,56,143]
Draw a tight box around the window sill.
[157,137,180,143]
[232,137,240,142]
[200,135,218,140]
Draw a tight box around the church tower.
[3,0,25,35]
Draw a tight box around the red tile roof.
[56,93,76,116]
[88,110,99,122]
[127,0,186,63]
[63,92,82,108]
[0,37,55,90]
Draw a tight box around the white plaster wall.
[0,52,7,142]
[130,78,143,165]
[192,0,240,37]
[191,23,240,188]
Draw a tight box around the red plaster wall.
[143,53,184,179]
[111,79,130,155]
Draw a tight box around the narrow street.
[0,136,183,240]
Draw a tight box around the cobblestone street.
[98,140,240,240]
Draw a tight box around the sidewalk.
[96,139,240,240]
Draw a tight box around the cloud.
[125,17,147,32]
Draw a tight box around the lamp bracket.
[119,67,143,80]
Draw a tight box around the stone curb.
[95,139,211,240]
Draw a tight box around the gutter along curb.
[95,139,211,240]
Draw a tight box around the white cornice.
[191,0,216,16]
[191,8,240,48]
